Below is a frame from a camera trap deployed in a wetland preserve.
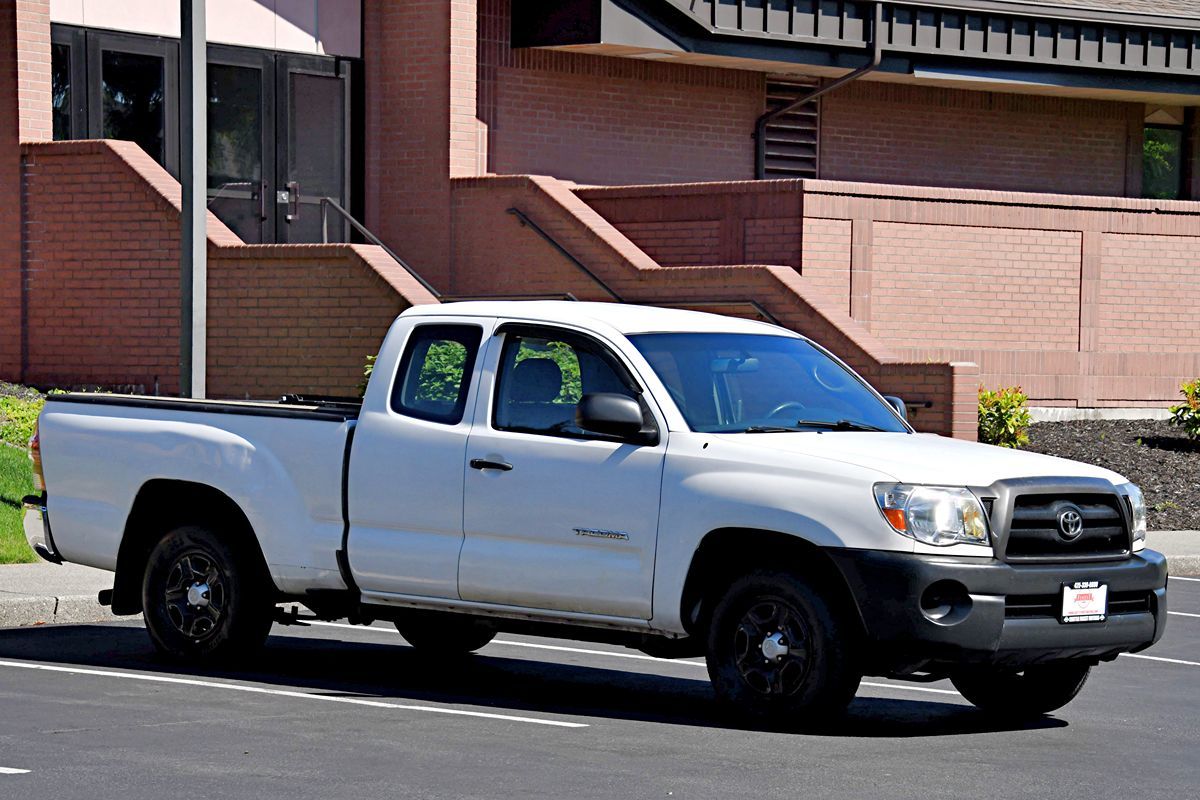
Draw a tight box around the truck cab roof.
[402,301,789,337]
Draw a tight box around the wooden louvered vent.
[761,78,820,179]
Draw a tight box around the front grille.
[1005,590,1152,619]
[1004,493,1130,562]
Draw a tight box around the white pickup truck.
[24,301,1167,723]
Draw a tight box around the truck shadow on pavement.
[0,623,1067,738]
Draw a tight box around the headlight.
[1119,483,1147,545]
[874,484,990,547]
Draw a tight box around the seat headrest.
[510,358,563,403]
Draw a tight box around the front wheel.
[706,570,861,725]
[141,525,274,663]
[951,662,1091,717]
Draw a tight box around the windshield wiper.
[793,419,886,432]
[740,425,807,433]
[737,420,887,433]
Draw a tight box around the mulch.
[1025,419,1199,530]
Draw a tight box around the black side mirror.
[576,393,651,442]
[883,395,908,421]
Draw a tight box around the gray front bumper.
[22,494,61,564]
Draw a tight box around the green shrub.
[0,394,45,449]
[978,386,1032,448]
[1169,379,1200,440]
[358,354,376,398]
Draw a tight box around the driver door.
[459,324,667,619]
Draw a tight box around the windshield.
[628,333,908,434]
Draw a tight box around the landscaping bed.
[1026,419,1200,531]
[0,444,36,564]
[0,382,42,563]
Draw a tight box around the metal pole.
[180,0,206,398]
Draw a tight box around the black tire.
[706,569,861,725]
[141,525,273,663]
[394,617,495,656]
[951,662,1091,717]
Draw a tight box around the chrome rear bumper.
[22,495,61,564]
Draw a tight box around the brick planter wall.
[578,179,1200,409]
[16,140,437,397]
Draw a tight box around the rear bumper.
[22,494,62,564]
[828,547,1168,673]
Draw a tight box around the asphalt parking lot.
[1,579,1198,800]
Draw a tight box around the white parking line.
[1119,653,1200,668]
[1172,576,1200,583]
[0,768,31,775]
[1168,611,1200,619]
[309,621,962,696]
[0,660,585,729]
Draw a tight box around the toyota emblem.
[1057,507,1084,540]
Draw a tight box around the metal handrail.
[506,208,623,302]
[320,197,442,299]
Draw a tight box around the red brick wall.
[579,181,804,267]
[576,178,1200,410]
[363,0,455,288]
[870,223,1082,349]
[804,181,1200,406]
[1098,233,1200,354]
[450,175,974,438]
[820,82,1137,197]
[0,1,21,382]
[478,0,762,185]
[20,140,436,397]
[15,0,51,142]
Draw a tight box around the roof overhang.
[512,0,1200,105]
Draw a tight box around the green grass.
[0,444,37,564]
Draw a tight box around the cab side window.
[391,324,482,424]
[494,331,638,438]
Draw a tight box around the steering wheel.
[766,400,807,420]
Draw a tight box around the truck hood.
[712,431,1128,488]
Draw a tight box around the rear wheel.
[394,616,495,656]
[706,570,861,725]
[141,525,273,662]
[951,662,1091,717]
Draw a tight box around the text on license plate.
[1061,581,1107,623]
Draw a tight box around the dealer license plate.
[1061,581,1108,623]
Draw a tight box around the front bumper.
[828,547,1168,673]
[22,494,62,564]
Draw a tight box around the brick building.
[2,0,1199,439]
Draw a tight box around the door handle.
[469,458,513,472]
[278,180,300,222]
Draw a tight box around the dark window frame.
[389,323,484,426]
[85,28,180,175]
[1142,122,1186,201]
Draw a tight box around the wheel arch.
[678,527,867,640]
[111,479,275,615]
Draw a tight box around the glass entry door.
[208,48,272,243]
[275,55,350,243]
[52,26,353,245]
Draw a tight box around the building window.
[51,42,71,140]
[1144,124,1184,200]
[101,50,168,166]
[48,23,356,245]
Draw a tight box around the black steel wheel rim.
[732,597,813,697]
[163,550,227,642]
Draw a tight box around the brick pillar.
[363,0,481,292]
[0,1,22,380]
[0,0,52,382]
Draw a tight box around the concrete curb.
[1168,555,1200,578]
[0,592,116,628]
